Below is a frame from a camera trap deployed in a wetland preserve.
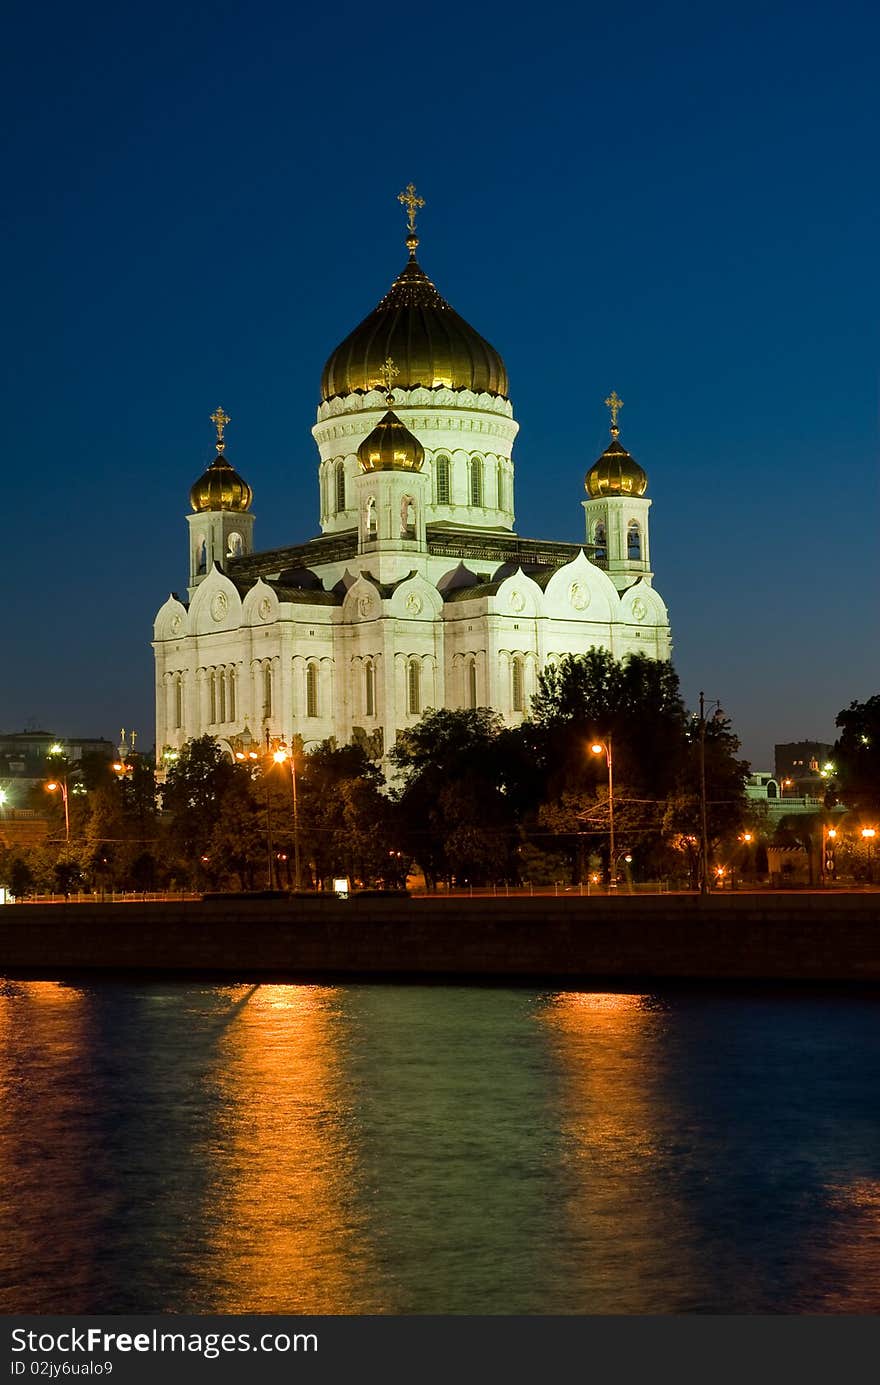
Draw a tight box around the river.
[2,979,879,1314]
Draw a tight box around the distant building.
[774,740,834,799]
[746,770,841,820]
[0,730,116,796]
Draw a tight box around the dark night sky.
[3,0,878,768]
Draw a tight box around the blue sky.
[3,0,878,766]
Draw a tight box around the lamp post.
[273,740,303,891]
[697,692,723,897]
[821,825,837,886]
[590,737,614,888]
[862,827,877,884]
[46,777,70,842]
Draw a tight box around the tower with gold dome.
[153,188,670,764]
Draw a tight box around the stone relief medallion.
[169,614,182,635]
[258,597,273,621]
[569,581,590,612]
[509,590,525,613]
[358,595,374,618]
[631,597,648,623]
[405,592,423,615]
[210,592,228,622]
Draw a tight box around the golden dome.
[189,456,253,512]
[357,408,425,473]
[190,407,253,512]
[320,257,509,401]
[585,438,648,499]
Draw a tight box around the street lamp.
[46,778,70,842]
[698,692,723,896]
[862,827,877,883]
[272,740,303,891]
[590,737,614,888]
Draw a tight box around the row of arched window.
[591,520,643,562]
[210,666,237,726]
[193,531,244,575]
[325,454,511,516]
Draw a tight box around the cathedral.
[153,186,671,764]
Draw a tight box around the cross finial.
[378,356,400,404]
[604,391,624,437]
[210,406,231,452]
[398,182,425,257]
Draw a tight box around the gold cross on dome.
[604,391,624,436]
[210,406,230,450]
[378,356,400,402]
[398,182,425,234]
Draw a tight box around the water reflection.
[537,991,703,1312]
[3,980,880,1313]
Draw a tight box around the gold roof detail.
[585,397,647,497]
[357,409,425,473]
[604,390,624,437]
[398,181,425,259]
[320,257,509,401]
[190,409,253,512]
[585,438,648,497]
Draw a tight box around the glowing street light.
[590,737,614,887]
[46,778,70,842]
[273,739,303,891]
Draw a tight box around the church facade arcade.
[153,187,671,763]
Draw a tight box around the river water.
[2,979,880,1314]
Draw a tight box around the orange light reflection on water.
[198,983,383,1314]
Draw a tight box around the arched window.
[228,667,236,723]
[364,660,375,718]
[497,467,506,512]
[407,659,421,716]
[218,666,227,723]
[306,663,319,718]
[209,669,217,724]
[196,536,207,574]
[512,656,524,713]
[627,521,642,560]
[335,461,346,514]
[174,675,183,730]
[470,456,483,508]
[263,663,273,719]
[593,521,607,562]
[435,455,451,505]
[366,496,377,540]
[227,532,243,558]
[468,658,478,710]
[400,495,416,538]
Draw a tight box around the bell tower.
[187,407,255,596]
[583,392,653,592]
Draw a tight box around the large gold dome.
[585,437,648,498]
[320,257,509,401]
[357,409,425,472]
[189,455,253,513]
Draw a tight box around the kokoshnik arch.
[153,186,671,763]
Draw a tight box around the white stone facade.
[154,281,672,763]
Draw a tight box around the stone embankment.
[1,892,880,982]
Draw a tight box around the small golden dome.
[190,406,253,512]
[189,456,254,512]
[357,408,425,473]
[585,437,648,498]
[320,258,509,401]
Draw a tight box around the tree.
[834,695,880,816]
[160,736,241,882]
[390,709,518,886]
